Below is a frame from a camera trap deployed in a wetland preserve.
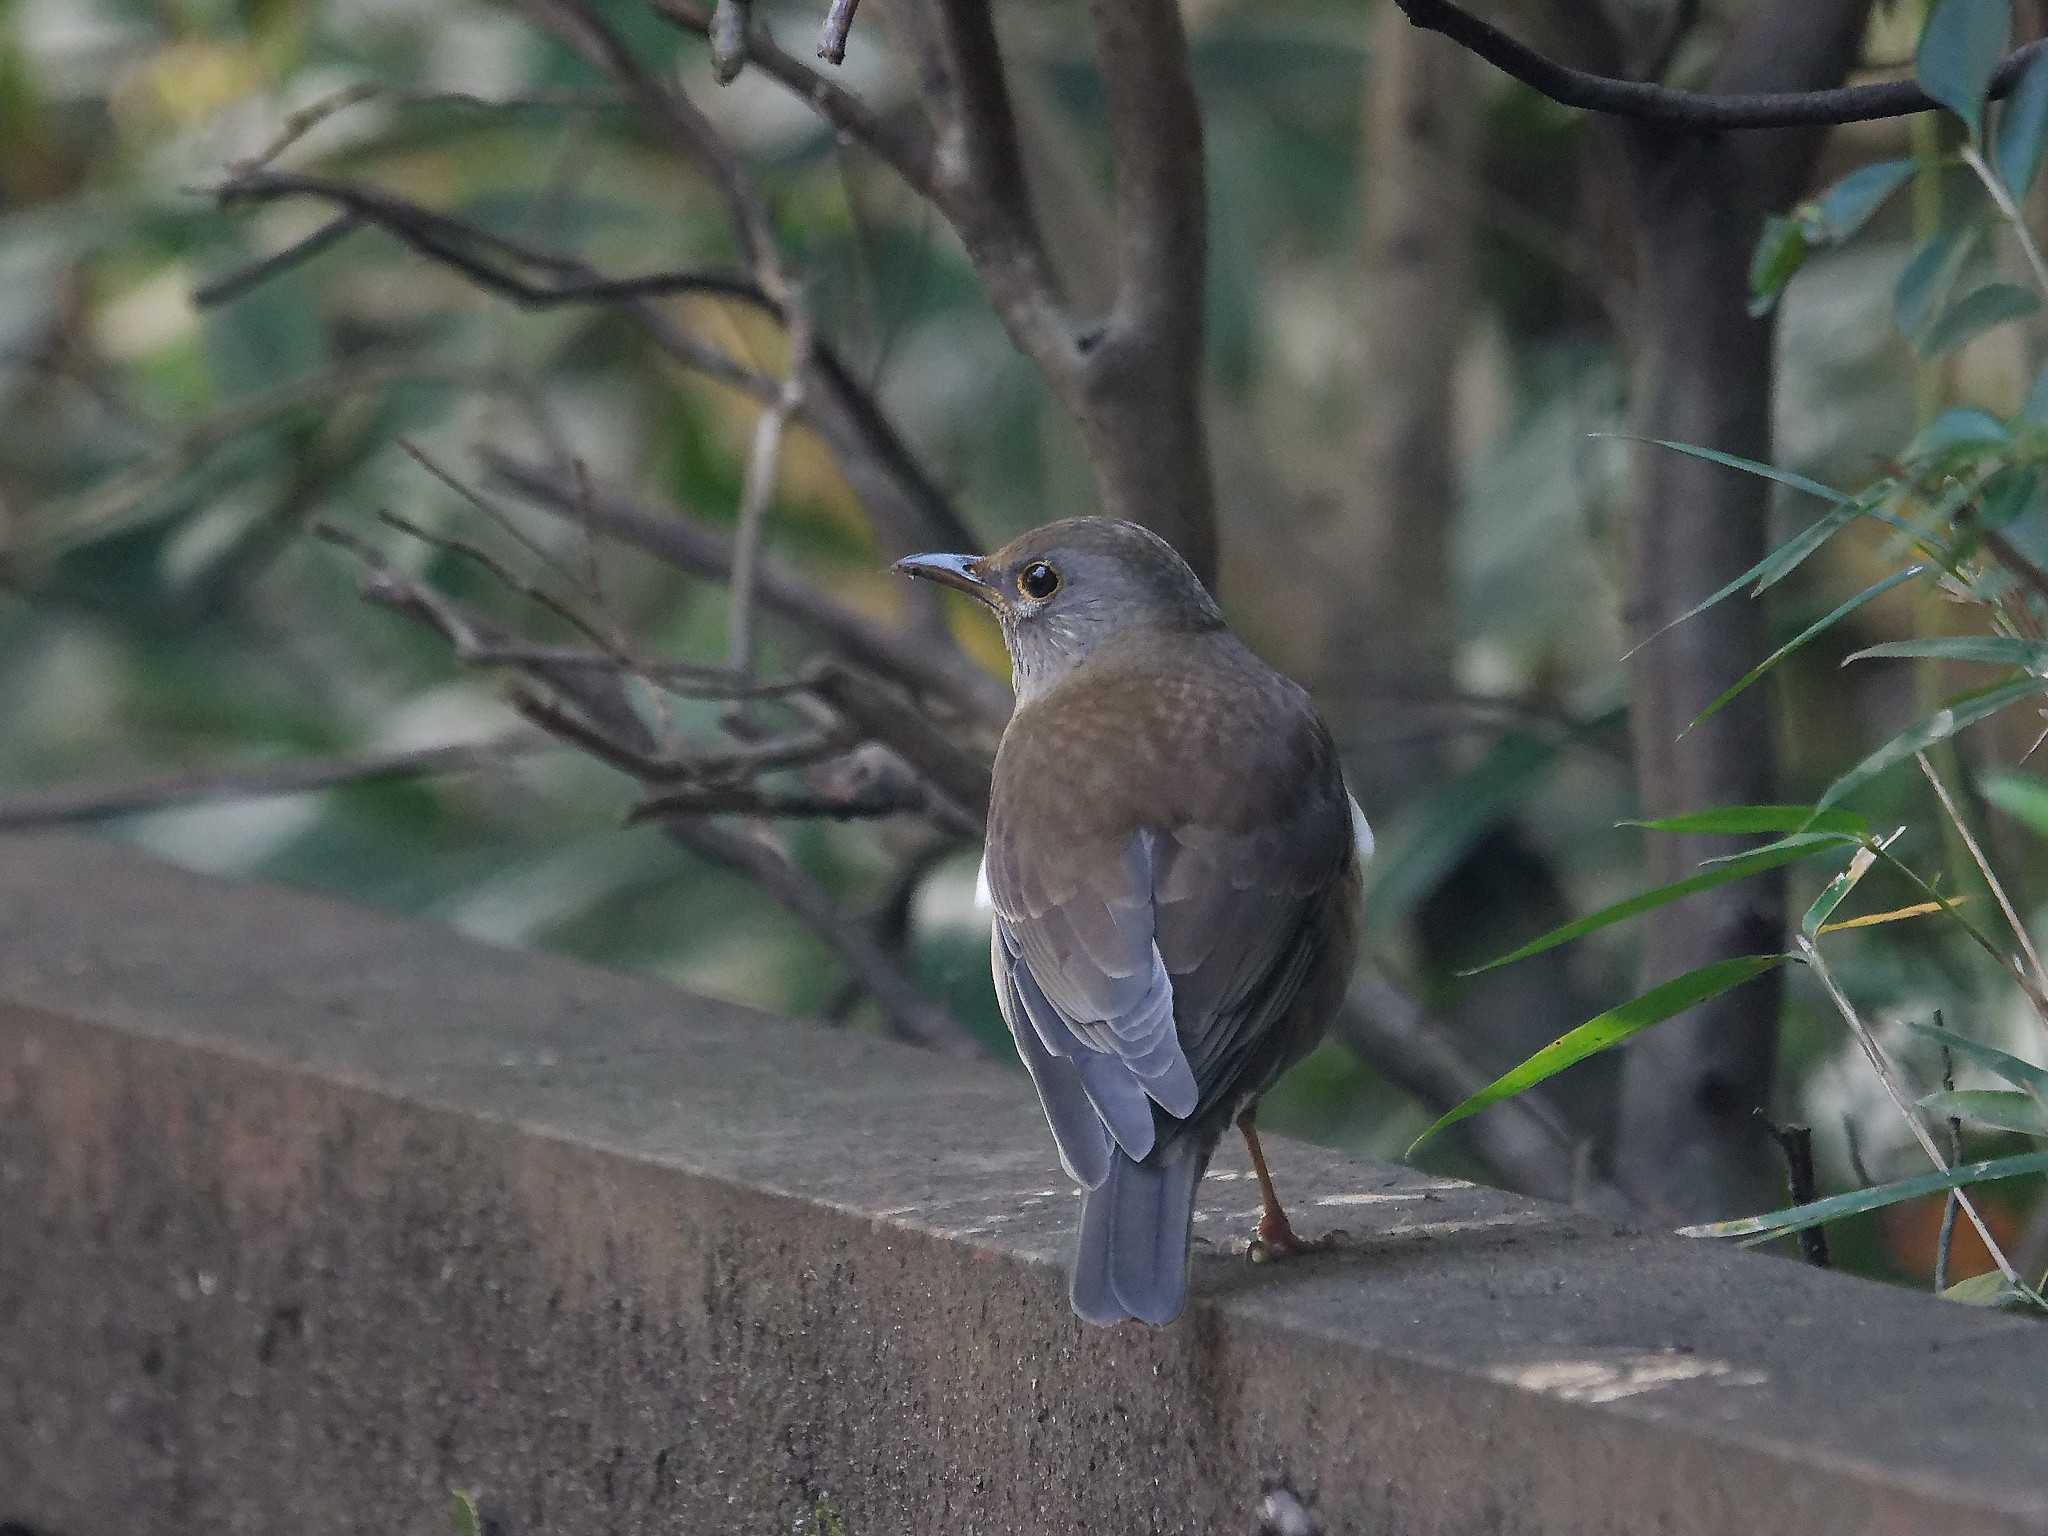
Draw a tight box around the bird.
[895,518,1371,1326]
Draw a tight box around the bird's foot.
[1245,1214,1346,1264]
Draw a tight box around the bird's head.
[894,518,1224,701]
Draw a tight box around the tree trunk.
[1611,1,1877,1219]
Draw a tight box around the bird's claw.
[1245,1222,1346,1264]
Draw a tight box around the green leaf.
[1813,158,1921,243]
[1410,955,1786,1156]
[1976,463,2041,531]
[1803,831,1900,936]
[1917,0,2013,141]
[1897,223,1984,340]
[1918,281,2041,357]
[1683,1149,2048,1241]
[1624,805,1870,838]
[453,1490,483,1536]
[1748,215,1814,318]
[1685,566,1927,736]
[1815,675,2047,813]
[1626,436,1855,506]
[1624,501,1867,659]
[1364,733,1560,935]
[1905,406,2012,462]
[1996,47,2048,195]
[1918,1087,2048,1134]
[1846,635,2048,667]
[1904,1017,2048,1097]
[1465,837,1853,974]
[1698,830,1867,866]
[1982,770,2048,836]
[1941,1270,2030,1305]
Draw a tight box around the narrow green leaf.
[1917,0,2012,141]
[1904,1017,2048,1097]
[1918,1087,2048,1134]
[1682,1149,2048,1241]
[1905,406,2012,461]
[1624,805,1870,838]
[1897,223,1985,339]
[1941,1270,2028,1305]
[1982,770,2048,836]
[1803,831,1901,936]
[1409,955,1787,1156]
[453,1490,483,1536]
[1977,463,2041,531]
[1996,46,2048,195]
[1846,635,2048,668]
[1465,839,1850,975]
[1698,831,1864,867]
[1623,502,1866,659]
[1685,566,1927,736]
[1813,158,1921,242]
[1748,215,1813,318]
[1628,437,1854,506]
[1814,675,2046,814]
[1919,281,2041,357]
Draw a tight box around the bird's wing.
[987,828,1198,1169]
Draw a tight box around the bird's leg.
[1238,1109,1341,1262]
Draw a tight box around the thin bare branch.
[1918,752,2048,1004]
[730,304,815,678]
[1393,0,2048,129]
[628,781,926,823]
[1796,933,2024,1288]
[665,817,976,1053]
[0,737,545,831]
[650,0,936,199]
[819,0,861,64]
[485,454,1012,722]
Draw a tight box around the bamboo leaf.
[1814,675,2046,814]
[1464,837,1854,974]
[1917,0,2012,141]
[1904,1018,2048,1097]
[1681,1149,2048,1241]
[1941,1270,2029,1305]
[1898,223,1984,339]
[1685,566,1926,736]
[1817,897,1965,933]
[1803,831,1901,936]
[1982,770,2048,835]
[1624,806,1870,838]
[1622,501,1867,658]
[1846,635,2048,668]
[1917,1087,2048,1134]
[1409,955,1787,1156]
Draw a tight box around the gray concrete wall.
[1,833,2044,1535]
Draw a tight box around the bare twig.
[0,737,545,831]
[1391,0,2048,129]
[629,781,926,823]
[819,0,861,63]
[1796,933,2024,1287]
[650,0,936,199]
[710,0,751,82]
[729,304,814,678]
[1760,1116,1831,1268]
[1935,1032,1962,1293]
[665,817,975,1053]
[485,454,1012,722]
[1917,752,2048,1006]
[193,214,362,308]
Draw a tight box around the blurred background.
[3,0,2045,1292]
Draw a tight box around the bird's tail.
[1070,1149,1203,1326]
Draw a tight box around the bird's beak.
[892,551,997,604]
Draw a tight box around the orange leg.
[1238,1109,1342,1261]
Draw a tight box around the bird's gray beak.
[893,551,997,604]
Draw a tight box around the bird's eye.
[1018,561,1061,601]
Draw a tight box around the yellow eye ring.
[1018,561,1061,601]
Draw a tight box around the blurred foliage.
[1,0,2044,1286]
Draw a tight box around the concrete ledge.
[2,834,2045,1535]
